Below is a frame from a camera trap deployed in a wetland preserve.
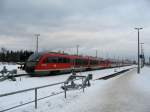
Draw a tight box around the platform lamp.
[76,45,79,56]
[140,43,144,68]
[134,27,143,74]
[35,34,40,54]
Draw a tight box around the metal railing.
[62,74,92,98]
[0,67,133,112]
[0,81,65,112]
[0,74,91,112]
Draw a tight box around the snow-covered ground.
[0,65,135,94]
[0,64,136,112]
[0,63,26,75]
[6,66,149,112]
[59,67,150,112]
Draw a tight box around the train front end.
[24,53,42,74]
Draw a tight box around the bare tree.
[1,47,7,54]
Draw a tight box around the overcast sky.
[0,0,150,60]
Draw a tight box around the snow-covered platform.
[60,66,150,112]
[2,65,149,112]
[7,66,150,112]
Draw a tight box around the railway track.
[16,65,132,77]
[97,67,135,80]
[0,66,135,83]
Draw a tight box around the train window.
[100,61,105,64]
[81,59,84,65]
[44,57,58,63]
[75,59,79,65]
[63,58,67,63]
[51,57,58,63]
[28,53,43,61]
[75,59,77,65]
[58,57,63,63]
[90,60,98,65]
[90,60,93,65]
[63,58,70,63]
[79,59,82,65]
[43,57,50,63]
[83,59,88,65]
[75,59,83,65]
[44,57,70,63]
[94,60,98,65]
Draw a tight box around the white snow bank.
[5,66,150,112]
[0,63,26,75]
[0,65,136,112]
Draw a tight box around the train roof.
[34,51,104,60]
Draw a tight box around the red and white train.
[23,52,132,76]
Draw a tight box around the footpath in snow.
[60,67,150,112]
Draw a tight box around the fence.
[0,74,92,112]
[0,81,65,112]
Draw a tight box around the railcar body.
[23,52,132,76]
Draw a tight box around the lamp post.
[76,45,79,56]
[96,50,98,58]
[140,43,144,68]
[140,43,144,56]
[134,27,143,74]
[35,34,40,54]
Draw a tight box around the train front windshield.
[28,53,43,62]
[25,53,43,73]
